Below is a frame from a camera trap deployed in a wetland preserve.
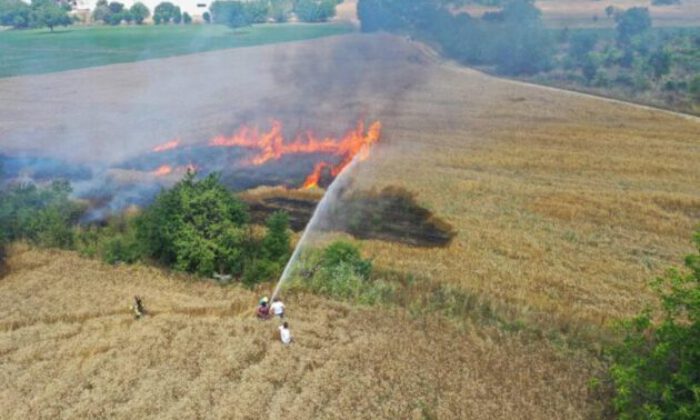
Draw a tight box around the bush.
[290,241,381,303]
[0,180,84,250]
[135,171,249,277]
[609,229,700,418]
[294,0,337,23]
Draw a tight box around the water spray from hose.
[270,155,365,302]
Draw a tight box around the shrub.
[0,180,84,250]
[135,171,249,277]
[609,229,700,418]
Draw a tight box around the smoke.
[0,31,431,219]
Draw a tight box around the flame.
[302,162,328,189]
[153,139,180,153]
[152,165,173,177]
[211,120,382,188]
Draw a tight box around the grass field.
[0,23,353,78]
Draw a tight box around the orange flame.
[152,165,173,177]
[211,120,382,188]
[302,162,328,189]
[153,139,180,153]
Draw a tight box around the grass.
[0,23,353,78]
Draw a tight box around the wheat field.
[1,32,699,417]
[0,245,601,418]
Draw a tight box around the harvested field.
[1,33,699,325]
[1,31,700,416]
[0,246,600,419]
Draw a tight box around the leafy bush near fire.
[136,171,249,276]
[609,229,700,418]
[289,241,392,304]
[0,180,84,250]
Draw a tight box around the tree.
[690,76,700,103]
[569,31,598,63]
[153,1,177,24]
[0,180,84,249]
[129,2,150,24]
[92,0,110,23]
[269,0,292,22]
[210,1,251,28]
[245,0,269,23]
[30,0,72,31]
[648,48,671,80]
[605,5,615,19]
[202,11,210,22]
[294,0,337,23]
[135,172,249,277]
[0,0,32,29]
[616,7,652,45]
[172,5,181,23]
[182,11,191,24]
[610,229,700,418]
[262,211,290,263]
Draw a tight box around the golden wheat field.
[1,31,700,418]
[0,245,601,418]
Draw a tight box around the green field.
[0,23,354,78]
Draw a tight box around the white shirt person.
[279,322,292,345]
[270,298,285,318]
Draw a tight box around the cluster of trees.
[0,171,292,285]
[0,0,72,31]
[558,7,700,107]
[92,0,151,25]
[609,229,700,418]
[210,0,340,28]
[358,0,553,75]
[92,1,194,25]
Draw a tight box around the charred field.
[1,30,700,419]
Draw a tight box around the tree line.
[1,0,343,29]
[209,0,341,28]
[357,0,700,109]
[0,170,292,286]
[0,0,72,31]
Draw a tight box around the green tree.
[129,2,149,24]
[294,0,337,23]
[182,11,191,23]
[202,10,210,22]
[648,48,671,80]
[210,0,251,28]
[0,0,32,28]
[615,7,652,45]
[569,31,598,63]
[30,0,72,32]
[269,0,291,22]
[690,76,700,103]
[0,180,83,249]
[153,1,177,24]
[135,171,249,277]
[245,0,269,23]
[262,211,290,263]
[172,5,182,23]
[610,229,700,418]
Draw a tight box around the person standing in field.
[270,297,285,318]
[279,322,292,345]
